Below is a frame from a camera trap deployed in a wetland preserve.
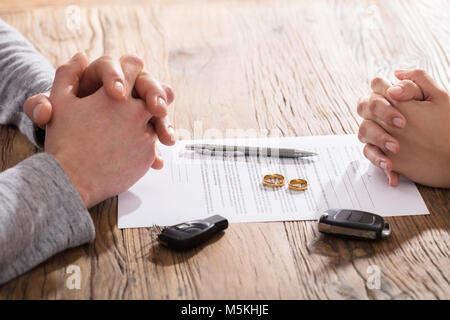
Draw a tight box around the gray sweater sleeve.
[0,18,54,147]
[0,19,95,284]
[0,154,95,284]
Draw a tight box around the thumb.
[23,92,53,128]
[394,69,447,101]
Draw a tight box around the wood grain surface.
[0,0,449,299]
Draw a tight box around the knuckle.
[98,56,122,75]
[164,84,175,101]
[370,77,383,88]
[26,93,40,103]
[358,123,368,142]
[55,63,70,77]
[99,54,113,62]
[121,54,144,69]
[138,74,166,97]
[401,79,415,87]
[363,144,371,158]
[377,133,391,149]
[363,145,378,163]
[139,71,153,79]
[35,93,49,104]
[41,95,51,105]
[137,72,157,89]
[71,52,88,68]
[357,132,365,143]
[368,98,378,114]
[73,52,86,60]
[413,68,426,77]
[356,98,366,116]
[370,95,390,115]
[23,96,36,111]
[377,97,391,112]
[163,83,174,93]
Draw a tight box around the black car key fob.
[318,208,391,240]
[158,215,228,250]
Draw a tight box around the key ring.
[288,178,308,191]
[262,174,285,188]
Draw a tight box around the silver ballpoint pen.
[185,144,318,158]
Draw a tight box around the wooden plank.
[0,0,449,299]
[0,0,147,14]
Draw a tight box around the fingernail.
[392,117,405,128]
[379,161,387,170]
[158,96,167,108]
[114,81,124,96]
[387,85,403,96]
[33,103,43,121]
[385,142,397,153]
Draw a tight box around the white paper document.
[118,134,429,228]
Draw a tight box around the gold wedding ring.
[262,174,285,188]
[288,178,308,191]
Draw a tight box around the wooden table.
[0,0,449,299]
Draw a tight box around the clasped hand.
[357,69,450,188]
[24,53,176,208]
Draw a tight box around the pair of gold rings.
[262,174,308,191]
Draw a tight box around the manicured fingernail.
[158,96,167,108]
[33,103,43,121]
[379,161,387,170]
[385,142,397,153]
[114,81,124,96]
[393,117,405,128]
[387,85,403,96]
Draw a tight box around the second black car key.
[318,208,391,240]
